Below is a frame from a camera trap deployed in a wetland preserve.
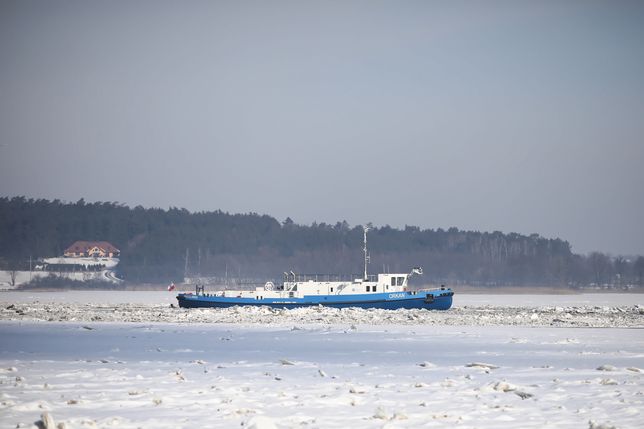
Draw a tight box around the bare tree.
[9,268,17,287]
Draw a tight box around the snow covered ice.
[0,292,643,428]
[1,292,643,328]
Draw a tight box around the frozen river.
[1,292,643,428]
[1,322,643,429]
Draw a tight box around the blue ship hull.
[177,289,454,310]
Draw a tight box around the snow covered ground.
[1,293,643,428]
[0,270,120,290]
[0,271,62,289]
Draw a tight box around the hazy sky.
[1,1,643,255]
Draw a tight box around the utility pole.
[184,248,190,280]
[198,247,202,276]
[363,224,371,280]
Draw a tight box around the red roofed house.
[64,241,120,258]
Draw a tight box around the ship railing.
[414,285,450,292]
[283,273,377,283]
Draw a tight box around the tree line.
[1,196,643,288]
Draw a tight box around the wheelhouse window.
[330,287,334,292]
[397,277,404,286]
[391,277,396,286]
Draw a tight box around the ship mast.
[363,224,371,280]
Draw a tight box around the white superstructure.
[212,226,423,300]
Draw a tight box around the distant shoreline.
[3,283,642,294]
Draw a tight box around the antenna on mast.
[363,223,372,280]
